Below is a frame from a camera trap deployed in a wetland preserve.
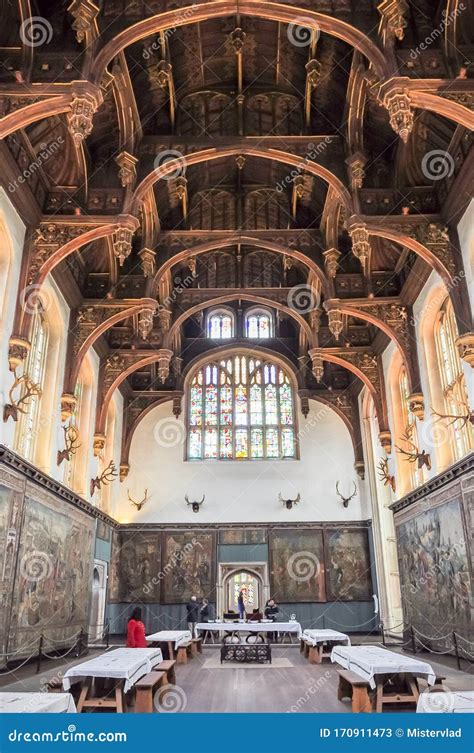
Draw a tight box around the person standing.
[200,598,211,622]
[186,595,200,637]
[237,589,246,619]
[126,607,148,648]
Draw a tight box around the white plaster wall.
[457,198,474,313]
[117,397,368,524]
[0,188,25,449]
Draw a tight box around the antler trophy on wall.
[90,459,118,497]
[377,457,396,492]
[278,492,300,510]
[57,424,81,466]
[128,489,149,511]
[335,481,357,508]
[3,372,42,423]
[185,494,205,513]
[431,395,474,430]
[395,424,431,470]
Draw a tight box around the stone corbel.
[8,337,31,372]
[308,348,324,383]
[60,393,78,422]
[298,389,310,419]
[323,248,341,279]
[93,433,106,457]
[354,461,365,480]
[346,215,371,271]
[172,392,183,418]
[137,307,155,341]
[157,349,174,383]
[456,333,474,367]
[345,152,367,190]
[377,0,408,40]
[139,247,156,278]
[119,463,130,482]
[67,0,99,43]
[407,392,424,421]
[379,430,392,454]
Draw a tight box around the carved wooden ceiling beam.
[323,297,421,395]
[308,346,390,447]
[129,144,354,217]
[164,292,316,350]
[148,233,330,300]
[87,2,391,87]
[61,297,159,403]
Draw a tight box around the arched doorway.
[219,564,268,617]
[88,560,107,641]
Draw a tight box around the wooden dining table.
[62,647,163,713]
[331,645,437,712]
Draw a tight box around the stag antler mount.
[278,492,301,510]
[57,424,81,466]
[377,457,396,492]
[128,489,149,511]
[335,482,357,508]
[90,459,118,496]
[185,494,205,513]
[431,396,474,431]
[395,425,431,470]
[3,372,42,423]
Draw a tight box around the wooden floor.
[2,643,472,713]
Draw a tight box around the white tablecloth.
[146,630,192,649]
[62,647,163,694]
[417,691,474,713]
[0,692,76,713]
[303,629,351,646]
[197,621,302,636]
[331,645,436,690]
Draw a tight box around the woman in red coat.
[126,607,148,648]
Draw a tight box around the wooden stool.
[337,670,372,713]
[177,642,191,664]
[191,637,202,656]
[135,671,167,713]
[153,659,177,684]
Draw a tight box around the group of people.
[126,596,280,647]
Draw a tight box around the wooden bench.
[337,670,372,713]
[152,659,177,684]
[191,637,202,656]
[176,642,192,664]
[135,671,167,713]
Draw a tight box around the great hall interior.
[0,0,472,716]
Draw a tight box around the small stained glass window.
[208,310,234,338]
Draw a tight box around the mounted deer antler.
[185,494,205,513]
[90,459,118,497]
[377,457,396,492]
[431,396,474,431]
[3,372,42,423]
[128,489,149,511]
[57,424,81,466]
[335,481,357,508]
[395,426,431,470]
[278,492,301,510]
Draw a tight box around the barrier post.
[410,625,417,654]
[453,632,461,670]
[35,635,43,674]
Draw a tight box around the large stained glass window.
[207,310,234,339]
[188,354,296,460]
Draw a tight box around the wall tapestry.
[9,493,95,655]
[397,498,471,635]
[108,530,162,603]
[161,531,216,604]
[0,483,22,659]
[326,528,373,601]
[219,529,267,545]
[269,529,326,602]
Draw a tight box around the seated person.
[126,607,148,648]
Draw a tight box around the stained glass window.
[246,310,272,338]
[187,354,296,459]
[208,310,234,338]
